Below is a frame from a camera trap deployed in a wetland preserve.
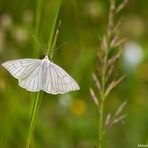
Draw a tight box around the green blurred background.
[0,0,148,148]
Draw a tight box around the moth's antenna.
[32,34,47,57]
[32,34,42,50]
[52,41,68,57]
[49,20,61,60]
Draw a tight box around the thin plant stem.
[98,97,104,148]
[26,92,43,148]
[98,52,108,148]
[49,20,61,60]
[98,1,114,145]
[91,0,127,147]
[46,0,62,56]
[26,0,62,147]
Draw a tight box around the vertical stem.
[98,1,114,145]
[97,0,126,147]
[98,84,105,148]
[26,0,62,147]
[49,20,61,60]
[46,0,62,56]
[98,46,108,148]
[26,92,43,148]
[98,97,104,148]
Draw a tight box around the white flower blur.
[123,42,143,68]
[58,94,73,108]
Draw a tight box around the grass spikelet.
[90,0,128,147]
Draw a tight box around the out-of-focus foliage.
[0,0,148,148]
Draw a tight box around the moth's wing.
[2,59,41,80]
[43,62,80,94]
[18,62,43,92]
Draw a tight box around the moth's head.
[42,55,49,61]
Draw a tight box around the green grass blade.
[26,0,62,147]
[26,92,43,148]
[46,0,62,55]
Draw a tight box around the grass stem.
[26,0,62,147]
[49,20,61,60]
[98,41,108,148]
[98,97,104,148]
[46,0,62,56]
[26,92,43,148]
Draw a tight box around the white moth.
[2,55,80,94]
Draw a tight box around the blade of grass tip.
[26,92,44,148]
[49,20,61,60]
[33,0,42,58]
[46,0,62,56]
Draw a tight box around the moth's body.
[2,55,80,94]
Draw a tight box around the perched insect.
[2,55,80,94]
